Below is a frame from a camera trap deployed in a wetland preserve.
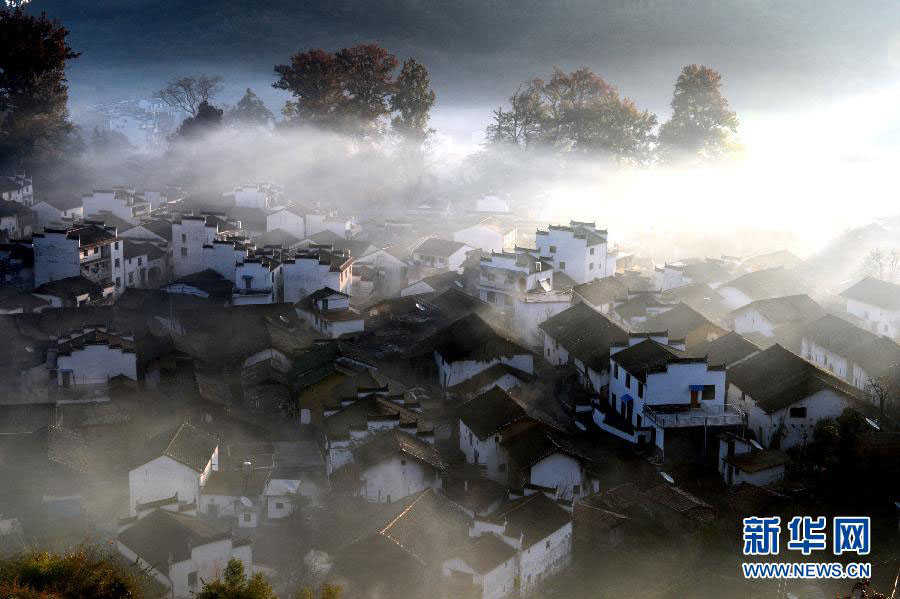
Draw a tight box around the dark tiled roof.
[415,237,469,257]
[139,219,174,241]
[721,267,810,302]
[801,314,900,377]
[118,510,232,574]
[539,302,629,371]
[431,313,526,363]
[351,429,446,471]
[693,331,759,367]
[455,533,516,574]
[732,294,825,325]
[123,239,166,261]
[202,465,271,496]
[639,303,725,342]
[613,294,671,320]
[491,492,571,549]
[0,199,33,217]
[133,423,218,472]
[448,363,529,397]
[572,277,630,306]
[725,450,788,473]
[32,276,102,299]
[254,228,301,248]
[840,277,900,311]
[727,344,862,413]
[611,339,694,382]
[457,386,529,439]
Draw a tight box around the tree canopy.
[194,559,276,599]
[226,88,274,127]
[159,74,223,117]
[657,64,738,161]
[173,100,223,140]
[0,549,147,598]
[0,6,79,171]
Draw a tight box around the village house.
[717,432,787,488]
[112,239,169,293]
[233,257,277,304]
[692,331,760,368]
[31,275,114,308]
[800,313,900,394]
[54,326,138,388]
[0,241,34,291]
[741,249,805,272]
[572,276,631,314]
[401,270,465,297]
[839,276,900,339]
[653,259,736,291]
[171,215,228,278]
[717,266,812,310]
[225,182,281,210]
[81,188,151,225]
[119,218,173,245]
[305,210,356,239]
[728,294,826,345]
[453,216,517,253]
[117,508,252,599]
[611,290,672,327]
[638,302,727,354]
[279,247,353,303]
[295,287,364,338]
[33,223,122,287]
[539,302,630,395]
[0,175,33,206]
[431,313,534,388]
[477,249,553,315]
[265,203,310,240]
[30,194,84,229]
[535,221,612,284]
[727,344,863,449]
[0,200,33,239]
[411,237,473,272]
[512,289,573,348]
[199,461,271,528]
[128,423,219,515]
[595,333,743,458]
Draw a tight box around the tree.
[274,48,345,128]
[486,80,545,150]
[0,6,79,171]
[194,558,276,599]
[390,58,436,143]
[295,584,342,599]
[226,88,274,127]
[334,44,396,137]
[657,64,738,161]
[0,549,148,598]
[89,126,133,155]
[173,100,223,140]
[159,74,223,117]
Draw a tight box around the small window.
[115,277,121,287]
[137,257,142,266]
[559,261,566,269]
[494,436,500,443]
[638,382,644,398]
[549,245,557,253]
[546,540,551,549]
[114,241,119,250]
[114,258,120,268]
[486,291,496,303]
[181,233,186,243]
[243,513,251,522]
[625,373,631,388]
[180,247,187,256]
[572,484,581,495]
[702,384,716,400]
[589,263,594,270]
[614,364,619,378]
[188,572,198,588]
[128,272,133,284]
[789,406,807,419]
[590,247,595,255]
[401,459,407,466]
[275,502,284,509]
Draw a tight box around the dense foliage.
[0,549,147,599]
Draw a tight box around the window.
[494,436,500,443]
[242,275,253,289]
[401,459,407,465]
[114,258,120,268]
[82,249,88,257]
[181,233,186,243]
[614,364,619,378]
[702,384,716,400]
[181,247,187,257]
[137,257,142,266]
[559,261,566,269]
[549,245,557,253]
[589,263,594,270]
[128,272,133,284]
[498,463,506,473]
[625,373,631,388]
[275,502,284,509]
[590,247,595,255]
[789,406,807,418]
[188,572,198,588]
[243,513,251,522]
[115,277,121,287]
[638,382,644,398]
[572,484,581,495]
[486,291,496,303]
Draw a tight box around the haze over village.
[0,2,899,599]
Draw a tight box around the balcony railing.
[643,403,745,428]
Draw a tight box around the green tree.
[226,88,274,127]
[89,126,134,155]
[657,64,738,161]
[390,58,436,143]
[173,100,223,140]
[194,559,276,599]
[294,584,342,599]
[0,549,148,598]
[0,6,80,171]
[485,79,545,150]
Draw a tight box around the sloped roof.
[613,294,671,321]
[430,313,527,363]
[725,450,788,473]
[254,228,301,248]
[727,344,862,413]
[742,249,804,272]
[463,216,515,235]
[202,465,272,496]
[457,386,529,439]
[133,423,218,472]
[693,331,759,367]
[351,428,446,471]
[454,533,516,574]
[732,294,826,325]
[839,277,900,310]
[538,302,629,371]
[123,239,166,261]
[572,277,630,306]
[32,276,102,299]
[306,230,345,245]
[0,199,32,217]
[720,267,810,302]
[138,219,173,241]
[800,314,900,378]
[118,510,232,574]
[415,237,469,257]
[639,302,724,342]
[611,339,694,382]
[491,492,571,549]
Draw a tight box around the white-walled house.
[233,258,277,305]
[199,463,271,528]
[266,204,310,240]
[477,250,553,319]
[595,334,744,456]
[225,183,281,210]
[171,216,220,278]
[717,433,787,488]
[128,423,219,515]
[717,267,811,311]
[0,174,33,206]
[31,195,84,229]
[411,237,472,272]
[81,188,151,225]
[432,314,534,388]
[295,287,364,338]
[729,295,825,340]
[118,508,252,599]
[513,290,573,348]
[280,248,353,303]
[305,211,354,239]
[535,221,610,284]
[0,199,33,239]
[728,344,862,450]
[33,223,120,286]
[453,217,517,253]
[839,277,900,339]
[333,428,446,503]
[441,533,518,599]
[113,239,169,292]
[55,327,138,387]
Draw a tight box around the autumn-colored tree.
[226,88,274,127]
[657,64,738,161]
[0,6,79,171]
[159,74,223,117]
[194,558,277,599]
[335,44,396,137]
[274,49,345,128]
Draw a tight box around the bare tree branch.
[159,74,223,116]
